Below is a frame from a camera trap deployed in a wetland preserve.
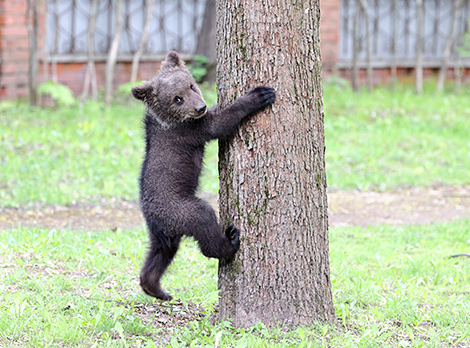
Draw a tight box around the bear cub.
[132,51,275,300]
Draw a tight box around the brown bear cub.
[132,51,275,300]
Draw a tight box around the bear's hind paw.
[140,276,173,301]
[141,284,173,301]
[225,223,240,249]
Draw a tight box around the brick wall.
[7,1,467,100]
[39,60,162,96]
[0,0,30,98]
[0,1,345,100]
[0,1,170,100]
[320,0,341,72]
[339,66,470,86]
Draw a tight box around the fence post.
[81,0,99,103]
[437,0,464,92]
[131,0,156,83]
[105,0,124,105]
[415,0,423,94]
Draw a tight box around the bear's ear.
[161,51,184,71]
[131,83,151,102]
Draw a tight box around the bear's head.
[132,51,207,128]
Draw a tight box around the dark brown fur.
[132,51,275,300]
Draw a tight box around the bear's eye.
[174,96,184,105]
[190,84,196,92]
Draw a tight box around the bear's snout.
[196,104,207,116]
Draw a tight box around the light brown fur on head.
[131,51,207,128]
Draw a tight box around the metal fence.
[339,0,470,67]
[46,0,206,59]
[46,0,470,67]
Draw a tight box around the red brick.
[1,73,28,86]
[4,13,27,25]
[2,25,28,37]
[4,2,28,13]
[0,63,19,74]
[321,31,339,43]
[3,49,30,61]
[4,38,29,50]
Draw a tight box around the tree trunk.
[81,0,99,104]
[195,0,216,83]
[26,0,38,105]
[415,0,424,94]
[437,0,464,92]
[51,0,59,82]
[41,3,49,87]
[455,61,462,93]
[105,0,124,105]
[131,0,155,83]
[351,3,360,92]
[390,0,398,89]
[359,0,372,91]
[216,0,335,328]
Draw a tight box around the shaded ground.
[1,187,469,231]
[328,186,470,227]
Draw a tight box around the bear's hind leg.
[140,233,180,301]
[189,200,240,260]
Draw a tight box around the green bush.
[37,80,76,107]
[188,55,209,83]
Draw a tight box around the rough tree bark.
[105,0,124,105]
[216,0,335,327]
[195,0,216,83]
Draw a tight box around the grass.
[0,100,144,206]
[324,83,470,190]
[1,83,470,207]
[1,82,470,346]
[0,84,217,208]
[1,221,469,347]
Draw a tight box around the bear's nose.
[196,104,207,115]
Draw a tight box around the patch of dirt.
[133,300,208,329]
[1,187,469,231]
[328,186,470,227]
[0,200,145,232]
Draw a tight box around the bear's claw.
[225,223,240,249]
[140,274,173,301]
[247,86,276,111]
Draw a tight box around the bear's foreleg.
[204,86,275,139]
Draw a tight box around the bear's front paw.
[247,86,276,112]
[225,223,240,249]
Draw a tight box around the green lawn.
[1,83,469,346]
[324,85,470,190]
[1,221,469,347]
[1,84,469,207]
[0,101,143,206]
